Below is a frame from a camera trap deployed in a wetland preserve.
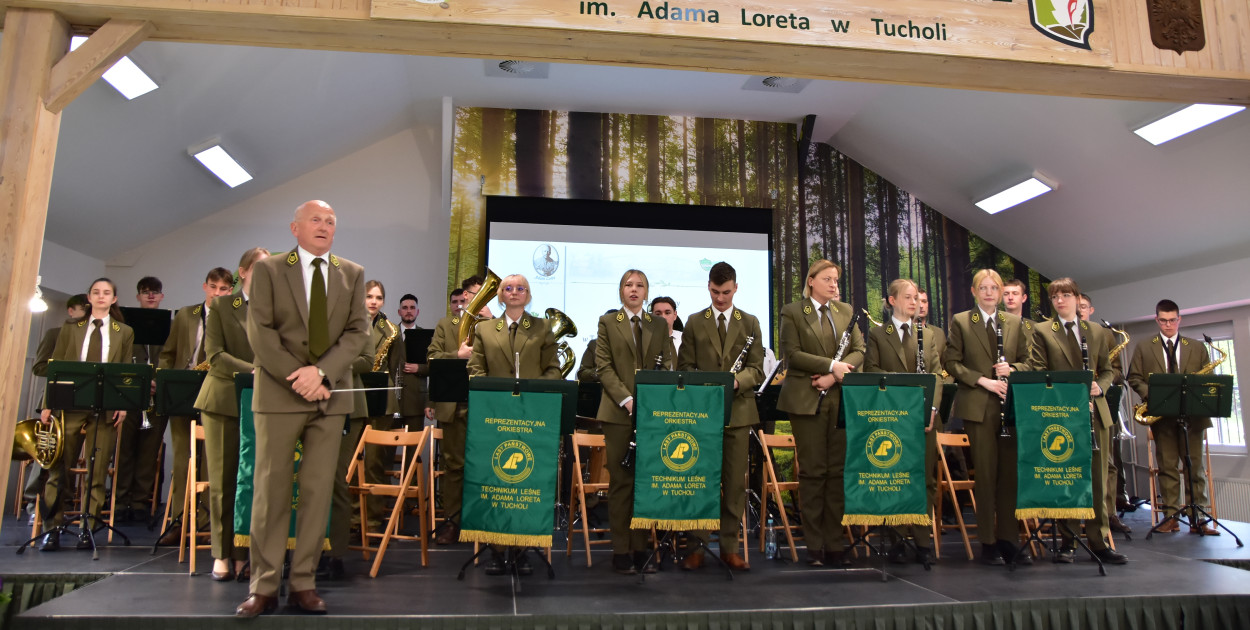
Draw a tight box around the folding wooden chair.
[180,424,212,574]
[755,429,800,562]
[934,432,976,560]
[427,426,445,536]
[567,431,611,566]
[348,425,432,577]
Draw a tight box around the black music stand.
[18,361,151,558]
[428,358,470,525]
[148,368,209,550]
[632,370,735,582]
[360,371,390,418]
[456,377,576,593]
[1143,373,1240,545]
[402,328,434,364]
[1004,370,1107,574]
[840,373,937,580]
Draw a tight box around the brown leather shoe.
[1155,519,1180,533]
[435,522,461,545]
[721,551,750,571]
[1191,524,1220,536]
[157,527,181,547]
[287,589,327,614]
[680,550,704,571]
[235,593,277,618]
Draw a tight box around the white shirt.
[979,307,997,330]
[1160,333,1179,365]
[297,245,329,309]
[1059,317,1082,345]
[671,330,683,355]
[79,314,112,362]
[189,302,211,368]
[892,316,912,343]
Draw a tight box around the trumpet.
[545,307,578,378]
[1133,334,1226,425]
[13,414,65,468]
[456,268,500,347]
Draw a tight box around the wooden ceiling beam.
[45,18,153,113]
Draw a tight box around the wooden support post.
[0,9,70,532]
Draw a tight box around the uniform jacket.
[193,294,253,416]
[1028,318,1116,429]
[247,248,369,416]
[467,311,562,380]
[1127,333,1212,429]
[398,325,430,417]
[863,320,945,413]
[594,308,674,426]
[677,305,765,428]
[942,309,1032,423]
[776,299,865,417]
[160,303,208,370]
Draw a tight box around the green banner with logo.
[233,388,328,550]
[461,389,562,547]
[631,383,723,531]
[842,384,930,527]
[1013,382,1095,520]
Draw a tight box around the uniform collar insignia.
[1024,320,1033,330]
[451,316,460,325]
[1152,336,1159,344]
[77,320,86,327]
[1051,321,1061,332]
[286,250,299,266]
[643,312,652,323]
[495,320,505,331]
[233,297,243,309]
[111,321,121,332]
[1080,321,1089,331]
[193,305,202,315]
[733,310,742,321]
[704,308,713,319]
[971,312,980,324]
[329,254,341,268]
[522,316,532,329]
[803,304,812,315]
[1181,338,1189,346]
[830,303,839,313]
[616,311,625,322]
[886,324,895,335]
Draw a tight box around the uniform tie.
[631,315,644,369]
[87,319,103,362]
[818,305,835,352]
[717,313,727,347]
[1065,321,1081,367]
[984,318,996,351]
[901,323,916,368]
[308,259,329,361]
[1166,340,1177,373]
[509,322,519,355]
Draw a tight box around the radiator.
[1212,478,1250,523]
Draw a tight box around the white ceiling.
[45,40,1250,291]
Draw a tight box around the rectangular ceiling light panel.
[70,36,158,100]
[974,177,1053,214]
[1134,104,1245,145]
[193,146,253,188]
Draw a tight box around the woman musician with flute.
[594,269,673,575]
[776,259,864,568]
[942,268,1032,566]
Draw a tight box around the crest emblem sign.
[1028,0,1095,49]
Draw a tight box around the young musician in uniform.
[678,262,765,571]
[427,278,488,545]
[37,279,135,551]
[26,294,88,520]
[194,247,270,580]
[1128,299,1217,535]
[468,273,562,575]
[1079,292,1132,534]
[864,279,943,564]
[777,260,864,567]
[114,278,168,522]
[595,270,673,575]
[1029,278,1128,564]
[156,267,235,545]
[916,289,946,360]
[942,269,1032,565]
[1003,279,1033,324]
[395,293,430,432]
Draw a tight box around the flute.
[814,312,860,414]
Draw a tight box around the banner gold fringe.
[1015,508,1095,520]
[841,514,932,527]
[631,518,720,530]
[459,529,552,548]
[231,534,331,551]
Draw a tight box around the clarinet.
[915,321,926,374]
[814,312,860,414]
[1080,333,1100,452]
[620,352,664,471]
[730,336,756,374]
[996,317,1012,438]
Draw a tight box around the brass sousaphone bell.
[544,307,578,378]
[456,268,501,347]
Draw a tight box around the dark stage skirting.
[4,508,1250,630]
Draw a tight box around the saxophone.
[373,315,400,372]
[1101,319,1130,362]
[1133,334,1226,426]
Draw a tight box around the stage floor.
[4,507,1250,624]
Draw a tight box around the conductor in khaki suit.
[1127,298,1216,535]
[776,259,864,568]
[676,262,764,572]
[235,200,368,618]
[942,268,1032,566]
[595,269,674,575]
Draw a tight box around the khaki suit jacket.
[428,314,464,422]
[1028,318,1115,429]
[1127,333,1211,429]
[468,312,561,380]
[160,303,207,370]
[677,306,765,428]
[51,316,134,365]
[776,299,865,417]
[942,309,1032,423]
[247,249,369,416]
[32,328,58,377]
[863,321,944,412]
[398,325,429,417]
[194,294,253,416]
[594,309,674,426]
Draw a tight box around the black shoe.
[888,543,908,565]
[315,557,345,581]
[38,532,61,552]
[634,551,656,574]
[434,522,460,545]
[915,547,933,565]
[980,543,1004,566]
[515,552,533,576]
[824,550,853,567]
[612,553,637,575]
[1093,548,1128,565]
[76,531,94,551]
[806,549,825,567]
[1055,546,1076,563]
[485,551,505,576]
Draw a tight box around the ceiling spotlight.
[499,60,538,74]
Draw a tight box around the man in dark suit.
[235,200,368,618]
[1128,299,1216,535]
[676,262,764,571]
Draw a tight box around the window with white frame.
[1206,337,1243,448]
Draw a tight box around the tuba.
[456,268,501,347]
[544,307,578,378]
[1133,334,1226,425]
[13,414,65,468]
